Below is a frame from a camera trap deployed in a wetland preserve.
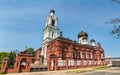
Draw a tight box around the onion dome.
[50,9,55,13]
[78,31,88,38]
[90,39,95,42]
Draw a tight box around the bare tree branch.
[111,25,120,38]
[106,17,120,24]
[112,0,120,4]
[106,17,120,38]
[105,0,120,39]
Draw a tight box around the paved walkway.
[6,67,120,75]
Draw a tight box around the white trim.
[77,60,81,66]
[90,53,93,59]
[68,60,74,66]
[89,61,92,65]
[58,60,66,67]
[84,61,87,66]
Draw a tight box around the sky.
[0,0,120,57]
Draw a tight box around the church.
[0,9,106,73]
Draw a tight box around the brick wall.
[46,38,106,71]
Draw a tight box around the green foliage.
[0,52,9,68]
[0,64,1,68]
[93,66,110,70]
[7,51,16,68]
[65,69,93,74]
[25,48,35,57]
[0,51,17,68]
[0,48,35,68]
[66,66,110,74]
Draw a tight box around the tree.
[106,17,120,38]
[0,52,9,67]
[112,0,120,4]
[106,0,120,38]
[8,51,16,68]
[25,48,35,57]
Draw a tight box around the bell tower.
[41,9,59,65]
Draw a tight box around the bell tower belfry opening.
[41,9,59,65]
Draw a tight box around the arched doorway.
[49,54,57,70]
[19,58,27,72]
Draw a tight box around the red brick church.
[0,9,106,73]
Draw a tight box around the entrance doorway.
[51,60,56,70]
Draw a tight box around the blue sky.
[0,0,120,57]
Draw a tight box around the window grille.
[68,60,74,66]
[58,60,66,66]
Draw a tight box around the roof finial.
[60,31,62,37]
[50,9,55,14]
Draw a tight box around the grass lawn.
[65,66,110,74]
[93,66,110,70]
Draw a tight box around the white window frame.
[98,61,100,65]
[94,61,96,65]
[84,61,87,66]
[86,52,87,59]
[90,53,93,59]
[89,61,92,65]
[68,60,74,66]
[77,60,81,66]
[101,53,103,59]
[58,60,66,67]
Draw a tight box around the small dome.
[90,39,95,42]
[50,9,55,13]
[78,31,88,38]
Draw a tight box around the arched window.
[73,51,76,59]
[94,54,96,60]
[100,53,103,59]
[78,52,81,59]
[90,53,93,59]
[89,53,91,59]
[62,52,66,58]
[52,20,55,26]
[84,52,86,59]
[52,31,54,38]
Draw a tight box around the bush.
[0,64,1,68]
